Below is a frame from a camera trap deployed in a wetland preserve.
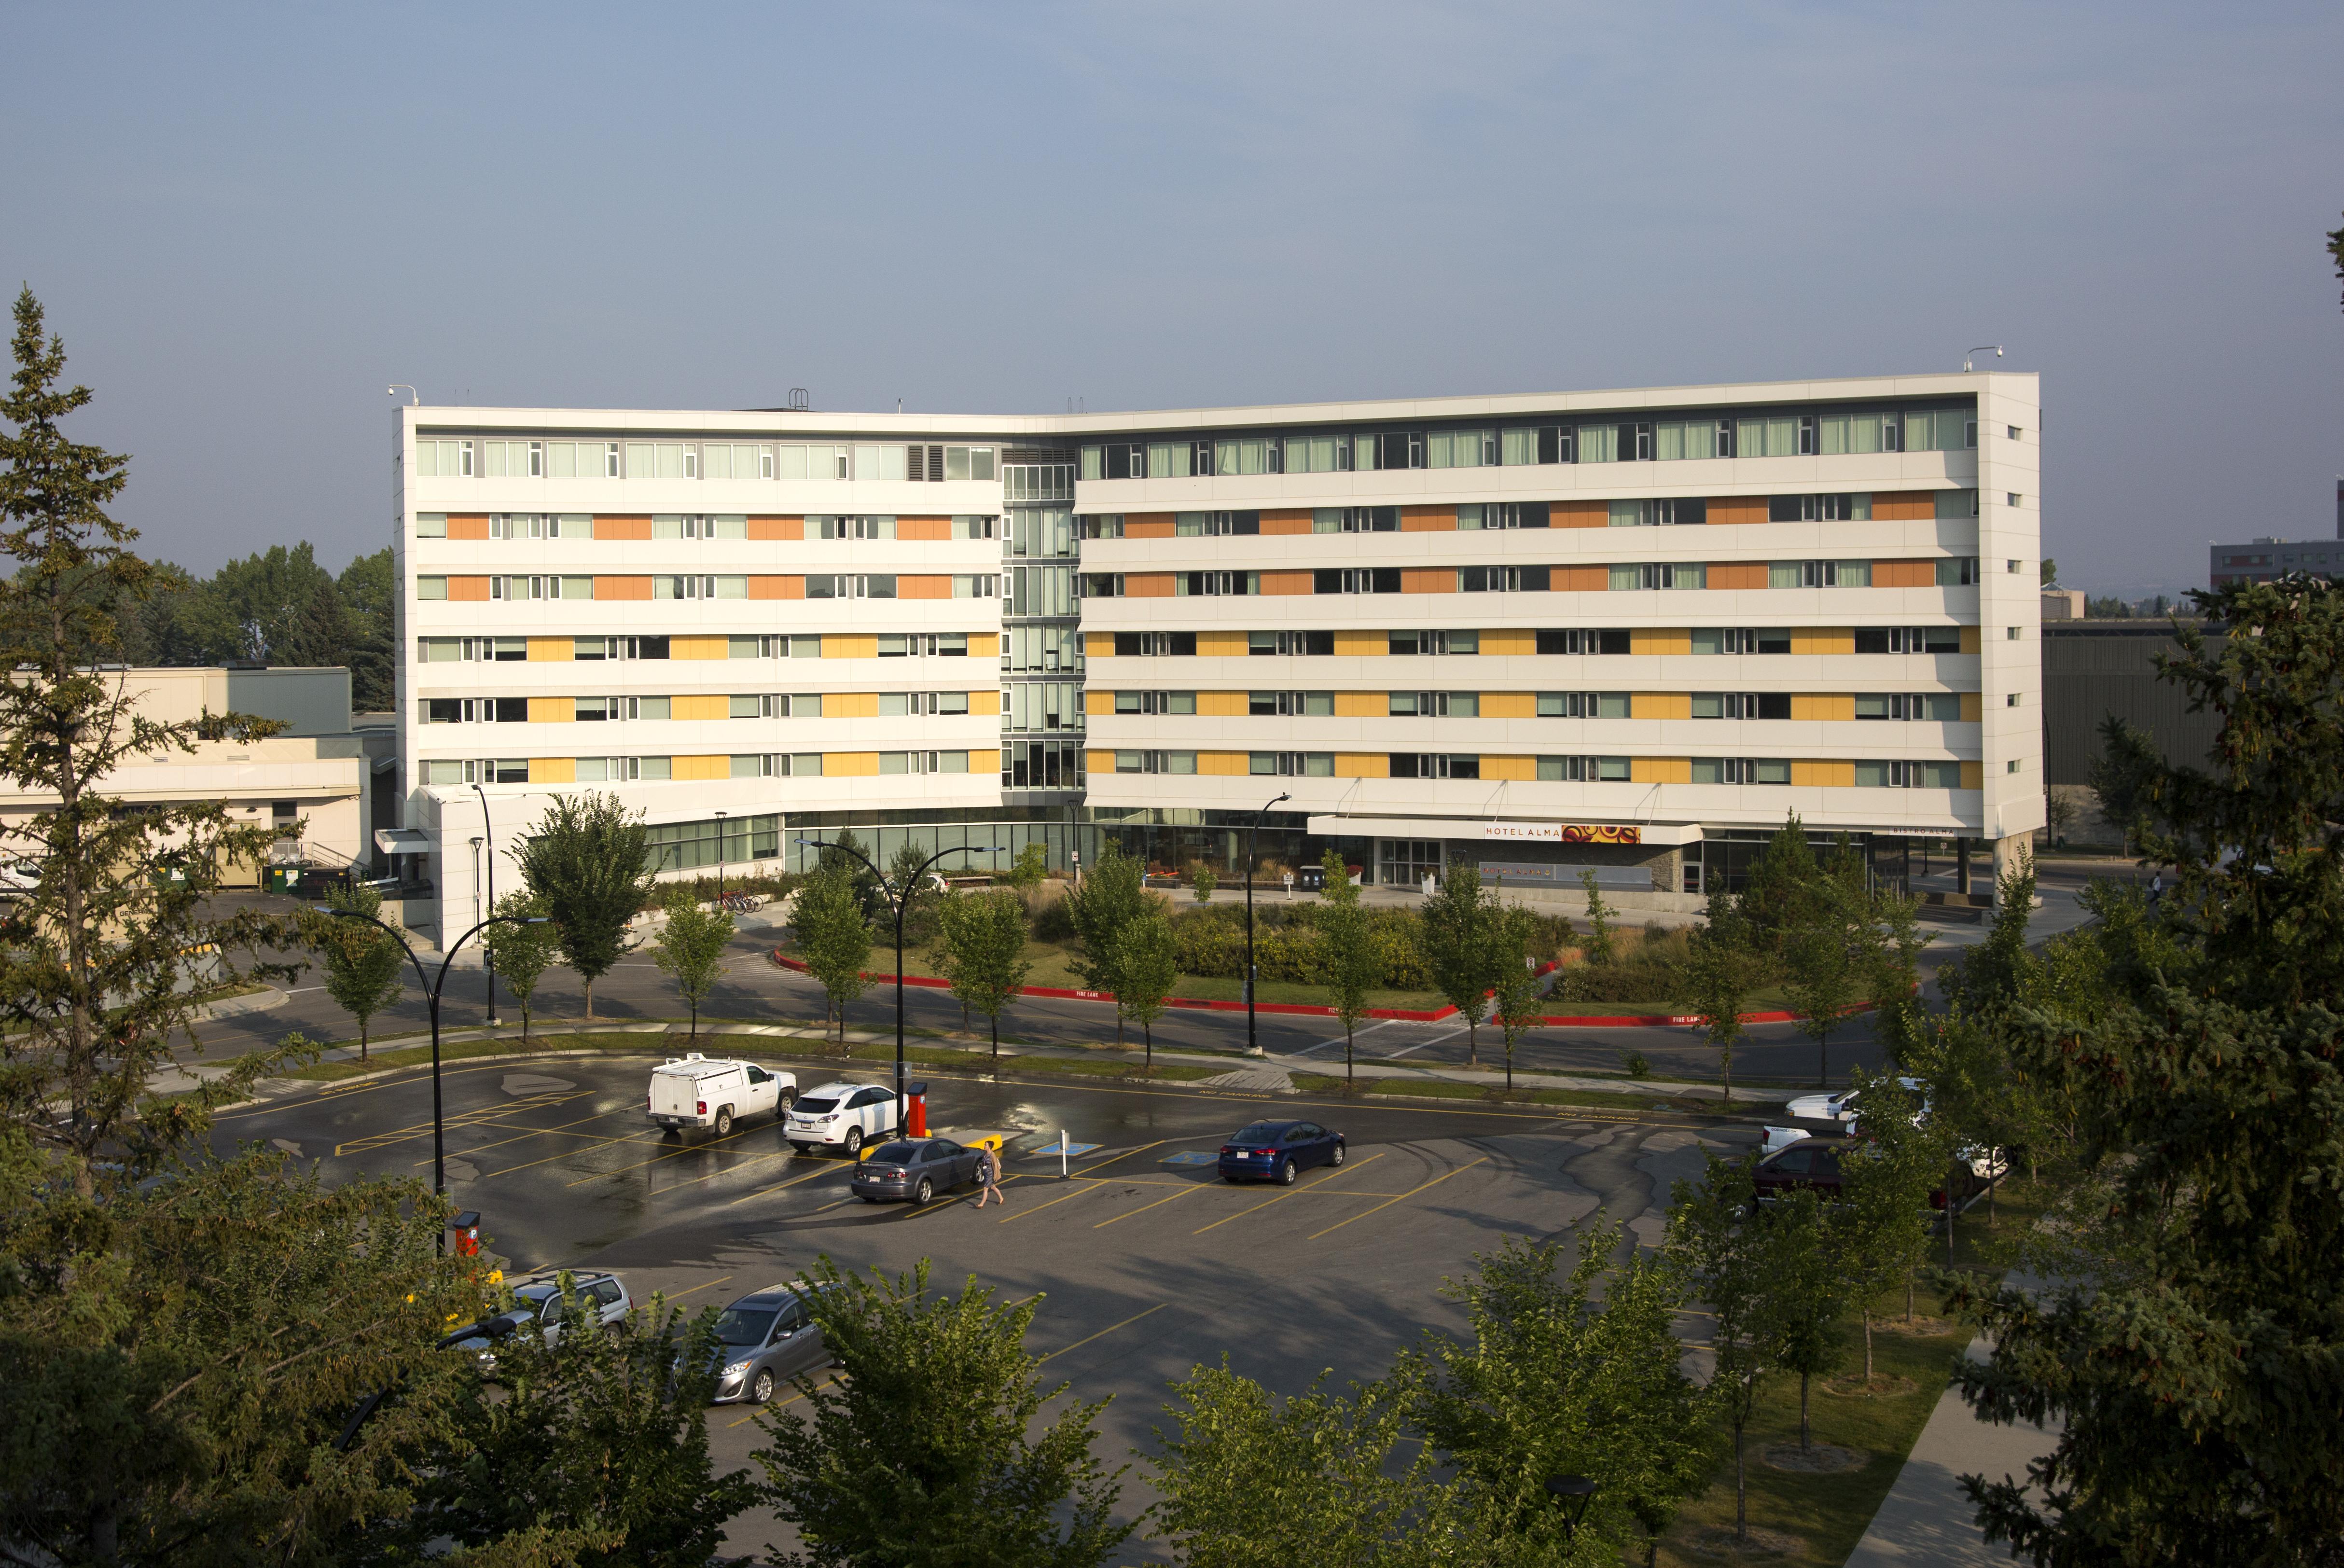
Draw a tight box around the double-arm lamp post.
[794,839,1003,1134]
[319,905,546,1223]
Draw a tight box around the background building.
[394,372,2040,938]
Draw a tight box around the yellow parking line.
[906,1172,1027,1219]
[1306,1155,1490,1240]
[997,1177,1109,1224]
[660,1274,734,1304]
[1039,1302,1167,1364]
[477,1129,669,1182]
[1093,1183,1206,1228]
[410,1102,639,1164]
[727,1159,851,1207]
[1193,1151,1386,1236]
[562,1124,778,1187]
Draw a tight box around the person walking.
[975,1140,1005,1207]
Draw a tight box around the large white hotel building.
[390,372,2041,940]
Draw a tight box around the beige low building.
[0,666,379,885]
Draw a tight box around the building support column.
[1955,836,1971,897]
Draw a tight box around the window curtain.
[1578,425,1618,463]
[1833,561,1872,587]
[1769,562,1804,589]
[1501,428,1539,466]
[1655,420,1717,461]
[1608,564,1644,591]
[1737,416,1798,458]
[1609,500,1650,527]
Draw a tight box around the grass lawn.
[275,1028,1221,1086]
[1288,1071,1702,1115]
[1653,1181,2051,1566]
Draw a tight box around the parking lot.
[217,1049,1759,1559]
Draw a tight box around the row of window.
[414,512,1004,541]
[1081,558,1983,598]
[1079,491,1980,538]
[1102,625,1968,657]
[1079,408,1979,480]
[412,439,1004,483]
[421,691,981,724]
[416,750,977,785]
[1103,750,1972,787]
[414,573,1002,602]
[1103,690,1970,720]
[419,633,980,663]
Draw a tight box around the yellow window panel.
[1084,690,1116,716]
[1790,694,1855,722]
[1333,630,1386,656]
[527,696,575,723]
[1629,628,1692,655]
[1480,692,1536,719]
[822,635,878,659]
[1958,625,1981,654]
[1630,757,1691,784]
[1084,632,1117,657]
[1479,629,1535,656]
[1196,630,1248,657]
[1335,752,1390,778]
[969,690,1000,715]
[1631,692,1690,720]
[1960,692,1982,722]
[526,637,573,662]
[1791,628,1855,655]
[826,692,879,719]
[1196,692,1248,716]
[1480,754,1536,781]
[1197,751,1249,776]
[528,758,576,784]
[672,754,730,781]
[670,694,728,722]
[969,633,999,658]
[1790,760,1857,788]
[1334,691,1389,718]
[1084,749,1116,774]
[967,748,999,774]
[672,636,729,661]
[823,751,880,777]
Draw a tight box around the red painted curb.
[765,950,1827,1028]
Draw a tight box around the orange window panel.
[1401,568,1454,595]
[1552,500,1606,529]
[1084,690,1116,717]
[1196,630,1247,656]
[969,689,1000,716]
[1630,629,1691,655]
[1085,749,1116,775]
[446,514,490,541]
[595,515,652,541]
[748,515,804,541]
[823,636,877,660]
[672,636,728,660]
[671,694,727,722]
[1085,632,1118,658]
[1260,508,1313,535]
[595,576,652,601]
[896,516,952,541]
[1123,573,1176,598]
[1401,506,1455,532]
[1960,692,1982,721]
[1707,498,1767,527]
[1333,630,1386,656]
[1197,692,1248,716]
[1872,560,1936,588]
[749,575,802,599]
[898,575,952,599]
[1260,570,1315,596]
[1792,629,1855,655]
[526,637,572,661]
[1126,513,1177,539]
[1481,629,1534,655]
[1871,491,1934,522]
[1707,562,1766,590]
[1959,626,1981,654]
[1333,692,1388,718]
[967,748,1000,775]
[826,692,879,718]
[969,633,1001,658]
[1790,694,1854,722]
[1553,566,1608,592]
[447,576,491,602]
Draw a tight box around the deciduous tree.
[480,888,558,1043]
[792,867,870,1050]
[934,888,1031,1068]
[649,887,732,1039]
[1677,905,1757,1103]
[1116,904,1179,1077]
[511,791,655,1021]
[1485,906,1542,1093]
[1668,1151,1788,1543]
[1316,849,1379,1086]
[1419,865,1504,1069]
[1063,840,1151,1044]
[310,879,405,1060]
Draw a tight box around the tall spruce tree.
[1947,576,2344,1563]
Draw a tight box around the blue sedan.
[1218,1119,1345,1185]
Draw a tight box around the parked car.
[700,1281,840,1405]
[441,1270,631,1373]
[1218,1119,1345,1185]
[1783,1076,1925,1125]
[1753,1134,1991,1211]
[786,1081,901,1156]
[850,1137,985,1206]
[647,1054,796,1138]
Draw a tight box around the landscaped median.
[768,950,1839,1029]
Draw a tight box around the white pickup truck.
[647,1054,797,1138]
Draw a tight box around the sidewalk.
[1845,1340,2061,1564]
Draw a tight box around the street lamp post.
[469,782,499,1025]
[713,809,727,903]
[319,906,545,1223]
[1244,792,1290,1057]
[1545,1475,1597,1542]
[796,838,998,1135]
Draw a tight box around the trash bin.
[449,1210,482,1258]
[264,865,298,894]
[905,1082,929,1138]
[1299,865,1324,892]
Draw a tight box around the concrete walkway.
[1844,1337,2061,1567]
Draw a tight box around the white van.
[647,1054,797,1138]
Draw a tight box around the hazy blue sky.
[4,2,2338,597]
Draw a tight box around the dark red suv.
[1754,1136,1848,1201]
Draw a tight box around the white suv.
[647,1054,797,1138]
[786,1081,900,1157]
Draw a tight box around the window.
[1081,515,1123,540]
[1853,626,1962,653]
[1176,511,1260,537]
[1113,690,1195,715]
[879,750,963,774]
[1245,630,1329,656]
[816,515,896,540]
[1856,759,1959,788]
[2007,625,2022,640]
[1456,502,1550,530]
[1533,755,1630,781]
[1389,753,1479,779]
[1248,691,1332,716]
[1388,691,1476,717]
[1389,629,1477,655]
[2007,692,2021,707]
[1313,506,1399,534]
[1935,557,1981,587]
[727,694,775,719]
[1654,419,1734,460]
[1003,463,1072,501]
[2007,493,2023,509]
[1692,757,1789,784]
[1356,431,1424,471]
[1535,692,1608,717]
[1735,416,1800,458]
[416,576,446,600]
[1458,565,1550,593]
[1691,627,1765,654]
[698,443,771,480]
[623,442,686,478]
[412,439,473,477]
[1249,751,1334,776]
[414,513,447,538]
[953,515,997,540]
[543,441,620,478]
[654,574,745,599]
[1816,412,1902,455]
[482,440,539,475]
[2007,758,2021,773]
[1536,628,1630,655]
[1115,750,1198,774]
[1281,433,1348,473]
[1769,560,1869,589]
[1609,563,1705,590]
[1691,692,1767,719]
[1901,408,1977,452]
[2006,425,2022,441]
[1766,494,1870,522]
[952,574,999,598]
[878,633,970,657]
[1425,429,1495,469]
[1499,426,1564,465]
[1313,568,1398,596]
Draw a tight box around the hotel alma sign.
[1479,822,1642,845]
